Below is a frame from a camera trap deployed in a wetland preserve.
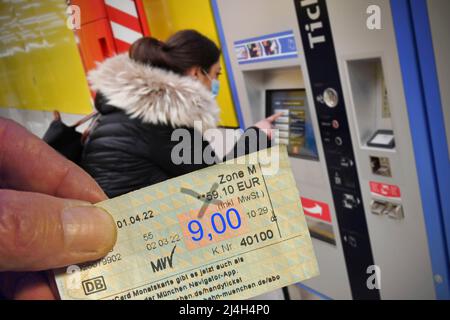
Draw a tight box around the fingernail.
[62,206,117,257]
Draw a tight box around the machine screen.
[266,89,318,160]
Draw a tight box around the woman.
[82,30,279,198]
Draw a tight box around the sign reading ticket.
[54,146,319,300]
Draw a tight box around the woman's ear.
[185,66,211,90]
[185,66,202,79]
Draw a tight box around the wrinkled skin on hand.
[0,118,117,299]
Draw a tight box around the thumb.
[0,190,117,272]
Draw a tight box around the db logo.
[82,276,107,295]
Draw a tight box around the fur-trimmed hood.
[88,54,220,130]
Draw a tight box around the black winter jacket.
[81,54,269,198]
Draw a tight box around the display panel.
[266,89,318,160]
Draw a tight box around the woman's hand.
[252,112,284,139]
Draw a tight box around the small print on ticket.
[53,145,319,300]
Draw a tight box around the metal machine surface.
[212,0,450,299]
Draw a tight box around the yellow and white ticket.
[53,145,319,300]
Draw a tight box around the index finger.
[266,111,285,122]
[0,118,107,203]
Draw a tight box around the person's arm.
[144,112,283,175]
[224,112,283,160]
[224,126,271,161]
[144,126,219,177]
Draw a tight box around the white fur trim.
[87,54,220,130]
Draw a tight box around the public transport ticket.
[53,145,319,300]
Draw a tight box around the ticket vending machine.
[212,0,450,299]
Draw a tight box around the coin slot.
[370,156,392,177]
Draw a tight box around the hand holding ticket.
[54,146,319,300]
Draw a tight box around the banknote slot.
[370,199,404,220]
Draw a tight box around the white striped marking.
[104,0,138,17]
[110,21,142,44]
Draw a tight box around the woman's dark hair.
[129,30,221,75]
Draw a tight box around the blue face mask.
[203,69,220,98]
[210,79,220,98]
